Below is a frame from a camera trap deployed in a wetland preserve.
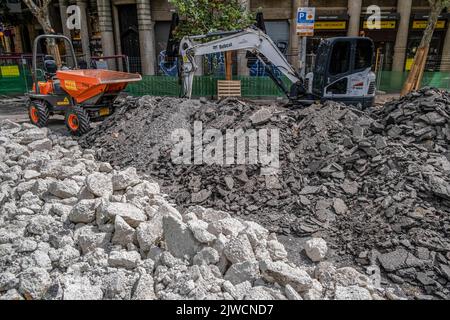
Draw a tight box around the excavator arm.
[179,27,302,98]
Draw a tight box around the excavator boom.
[179,27,302,98]
[179,27,376,108]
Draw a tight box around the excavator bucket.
[56,69,142,103]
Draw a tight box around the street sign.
[297,7,316,36]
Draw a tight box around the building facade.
[2,0,450,74]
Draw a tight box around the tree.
[22,0,61,65]
[23,0,55,34]
[168,0,254,79]
[401,0,450,95]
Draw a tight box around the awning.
[413,13,450,20]
[412,13,449,30]
[362,13,399,30]
[314,14,349,30]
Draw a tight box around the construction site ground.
[1,90,449,300]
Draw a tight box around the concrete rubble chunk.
[132,274,156,300]
[342,179,359,195]
[208,218,246,237]
[136,220,163,252]
[267,240,288,261]
[304,238,328,262]
[108,250,141,269]
[302,279,324,300]
[250,108,273,125]
[334,285,372,300]
[86,172,113,197]
[163,215,201,260]
[224,234,256,264]
[99,202,147,228]
[260,260,313,293]
[224,261,260,285]
[333,198,348,215]
[16,128,47,144]
[0,272,18,292]
[112,215,136,246]
[193,247,220,266]
[187,220,216,244]
[428,176,450,200]
[197,208,231,222]
[112,167,141,191]
[378,248,410,272]
[28,138,52,151]
[285,284,303,300]
[63,276,103,300]
[98,162,113,173]
[48,179,80,199]
[76,226,111,254]
[69,199,97,223]
[18,267,51,300]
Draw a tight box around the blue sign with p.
[297,10,315,23]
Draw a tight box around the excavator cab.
[305,37,376,108]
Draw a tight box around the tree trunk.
[23,0,62,66]
[401,0,443,95]
[225,51,232,80]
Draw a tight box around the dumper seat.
[44,55,58,80]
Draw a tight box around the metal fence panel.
[377,71,450,93]
[0,60,29,95]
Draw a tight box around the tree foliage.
[168,0,254,39]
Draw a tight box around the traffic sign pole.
[296,2,314,78]
[300,37,307,78]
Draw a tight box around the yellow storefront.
[361,13,399,71]
[406,13,449,71]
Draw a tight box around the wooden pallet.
[217,80,241,99]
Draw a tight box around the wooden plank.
[217,80,241,99]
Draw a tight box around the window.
[329,41,351,75]
[355,39,373,70]
[326,78,348,95]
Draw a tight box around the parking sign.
[297,7,316,36]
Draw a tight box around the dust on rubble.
[79,87,450,299]
[1,119,403,300]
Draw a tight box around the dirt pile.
[80,88,450,299]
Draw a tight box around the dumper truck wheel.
[28,100,49,128]
[65,106,90,136]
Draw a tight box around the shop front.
[305,14,348,71]
[406,13,449,71]
[361,13,399,71]
[307,14,349,55]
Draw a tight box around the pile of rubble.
[0,120,401,300]
[80,88,450,299]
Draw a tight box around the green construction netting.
[1,67,450,97]
[377,71,450,93]
[126,75,291,97]
[0,64,31,95]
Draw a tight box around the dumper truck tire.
[65,106,91,136]
[28,100,49,128]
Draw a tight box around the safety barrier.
[0,56,31,95]
[126,75,291,98]
[377,71,450,93]
[1,68,449,97]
